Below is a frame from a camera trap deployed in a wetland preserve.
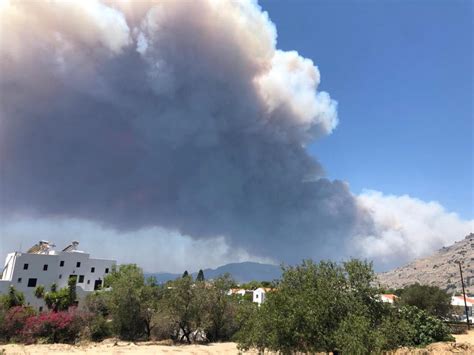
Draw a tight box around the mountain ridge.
[378,233,474,294]
[146,261,282,284]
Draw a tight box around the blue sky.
[261,0,473,219]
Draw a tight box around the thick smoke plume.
[0,0,371,263]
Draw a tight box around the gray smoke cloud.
[0,0,372,263]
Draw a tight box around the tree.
[35,283,76,312]
[236,259,455,354]
[204,273,238,341]
[67,276,77,306]
[237,260,355,353]
[163,275,202,343]
[0,286,25,309]
[105,264,160,340]
[196,269,205,282]
[397,283,452,318]
[182,270,189,278]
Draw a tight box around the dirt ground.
[2,332,474,354]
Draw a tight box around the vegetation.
[196,269,205,282]
[396,283,452,318]
[34,282,77,312]
[0,259,456,351]
[103,264,159,340]
[235,259,453,354]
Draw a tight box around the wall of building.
[0,249,115,311]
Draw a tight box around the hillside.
[148,261,282,284]
[378,233,474,294]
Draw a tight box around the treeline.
[0,259,455,353]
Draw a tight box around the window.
[90,267,95,273]
[17,277,22,283]
[43,264,48,271]
[27,278,37,287]
[87,280,90,285]
[23,263,29,270]
[59,274,62,279]
[78,275,84,283]
[39,306,43,312]
[76,262,81,268]
[255,294,259,298]
[105,268,109,274]
[60,260,64,267]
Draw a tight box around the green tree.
[34,283,76,312]
[196,269,205,282]
[204,273,239,341]
[105,264,160,340]
[236,259,391,354]
[163,275,202,343]
[84,291,112,341]
[236,259,455,354]
[0,286,25,309]
[68,275,77,306]
[182,270,189,278]
[397,283,452,318]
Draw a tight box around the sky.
[261,0,473,220]
[0,0,472,273]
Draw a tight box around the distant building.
[227,288,248,297]
[253,287,273,305]
[451,295,474,319]
[0,240,115,311]
[380,294,398,304]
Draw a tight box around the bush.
[398,306,454,346]
[2,306,36,342]
[236,260,455,354]
[87,315,112,342]
[22,308,85,344]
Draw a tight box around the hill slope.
[378,233,474,294]
[148,261,282,284]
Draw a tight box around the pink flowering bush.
[3,306,36,342]
[22,307,85,344]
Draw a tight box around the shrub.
[0,286,25,309]
[22,308,85,344]
[398,306,454,346]
[2,306,36,342]
[236,260,455,354]
[87,314,112,342]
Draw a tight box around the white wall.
[253,288,266,305]
[0,250,115,311]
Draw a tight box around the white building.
[451,295,474,320]
[380,294,398,304]
[227,288,248,297]
[0,241,115,311]
[253,287,272,305]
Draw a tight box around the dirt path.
[1,341,244,355]
[2,332,474,355]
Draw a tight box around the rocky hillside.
[378,233,474,294]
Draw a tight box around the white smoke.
[354,190,474,268]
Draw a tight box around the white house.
[451,295,474,320]
[227,288,248,297]
[0,240,115,311]
[380,294,398,304]
[253,287,272,305]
